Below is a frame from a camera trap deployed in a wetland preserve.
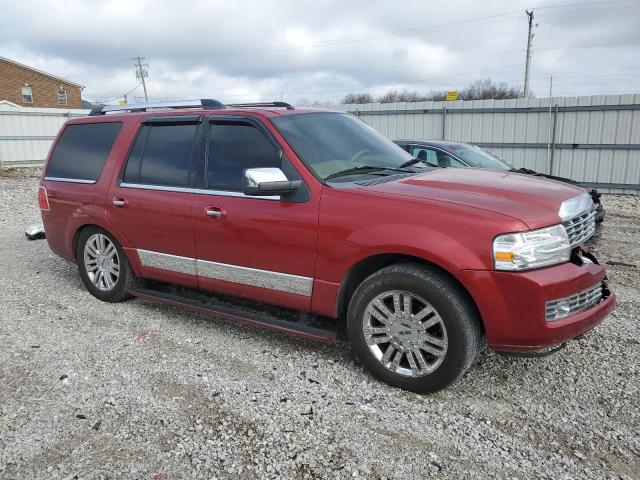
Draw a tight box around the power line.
[146,11,529,62]
[216,63,526,100]
[534,0,634,9]
[532,71,640,79]
[532,79,640,87]
[78,1,637,103]
[94,83,142,104]
[534,41,640,52]
[89,37,639,102]
[143,1,634,61]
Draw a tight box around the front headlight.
[493,224,571,271]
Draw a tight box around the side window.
[207,121,281,192]
[411,147,465,168]
[123,123,198,187]
[435,151,465,168]
[411,147,438,166]
[46,122,122,181]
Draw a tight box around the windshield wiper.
[399,158,437,168]
[325,165,388,180]
[325,164,416,180]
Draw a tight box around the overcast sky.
[1,0,639,105]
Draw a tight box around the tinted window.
[411,147,465,168]
[207,122,280,191]
[123,124,198,187]
[47,122,121,181]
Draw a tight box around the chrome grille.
[563,207,597,248]
[545,282,603,321]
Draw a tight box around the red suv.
[38,99,615,393]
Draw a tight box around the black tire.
[347,263,481,394]
[76,226,135,303]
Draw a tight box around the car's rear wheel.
[76,227,134,302]
[347,263,481,393]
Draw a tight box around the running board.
[129,287,337,344]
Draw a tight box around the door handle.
[205,206,225,219]
[113,197,128,208]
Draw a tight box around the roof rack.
[89,98,225,116]
[227,102,295,110]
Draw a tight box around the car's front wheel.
[347,263,481,393]
[76,227,134,302]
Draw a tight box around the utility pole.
[133,56,149,102]
[523,10,535,98]
[546,76,553,169]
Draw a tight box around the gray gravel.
[0,169,638,479]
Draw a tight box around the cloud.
[1,0,638,104]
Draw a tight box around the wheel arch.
[336,253,485,334]
[71,223,141,276]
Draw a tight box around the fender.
[334,223,486,277]
[311,186,528,318]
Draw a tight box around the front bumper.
[458,257,616,351]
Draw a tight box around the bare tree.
[424,90,447,102]
[377,89,431,103]
[341,93,375,104]
[342,79,525,105]
[457,79,524,100]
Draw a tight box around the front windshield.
[449,144,511,171]
[272,112,414,180]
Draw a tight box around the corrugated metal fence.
[335,94,640,194]
[1,96,639,193]
[0,103,89,168]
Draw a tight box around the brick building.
[0,57,84,109]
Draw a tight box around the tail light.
[37,186,50,211]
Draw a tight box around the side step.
[129,287,337,344]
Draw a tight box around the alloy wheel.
[83,233,120,291]
[363,290,448,377]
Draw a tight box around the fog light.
[545,283,604,321]
[555,300,572,317]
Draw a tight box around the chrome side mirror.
[243,168,301,196]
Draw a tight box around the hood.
[366,168,587,229]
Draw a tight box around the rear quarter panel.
[40,115,141,266]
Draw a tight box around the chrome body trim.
[119,182,280,201]
[44,176,96,184]
[137,249,196,275]
[196,259,313,296]
[135,249,313,296]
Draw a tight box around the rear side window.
[123,123,198,187]
[207,122,280,191]
[46,122,122,181]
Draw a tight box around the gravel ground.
[0,169,638,480]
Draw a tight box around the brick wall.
[0,58,83,109]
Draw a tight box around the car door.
[107,115,204,287]
[191,115,320,311]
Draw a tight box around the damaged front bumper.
[458,250,616,353]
